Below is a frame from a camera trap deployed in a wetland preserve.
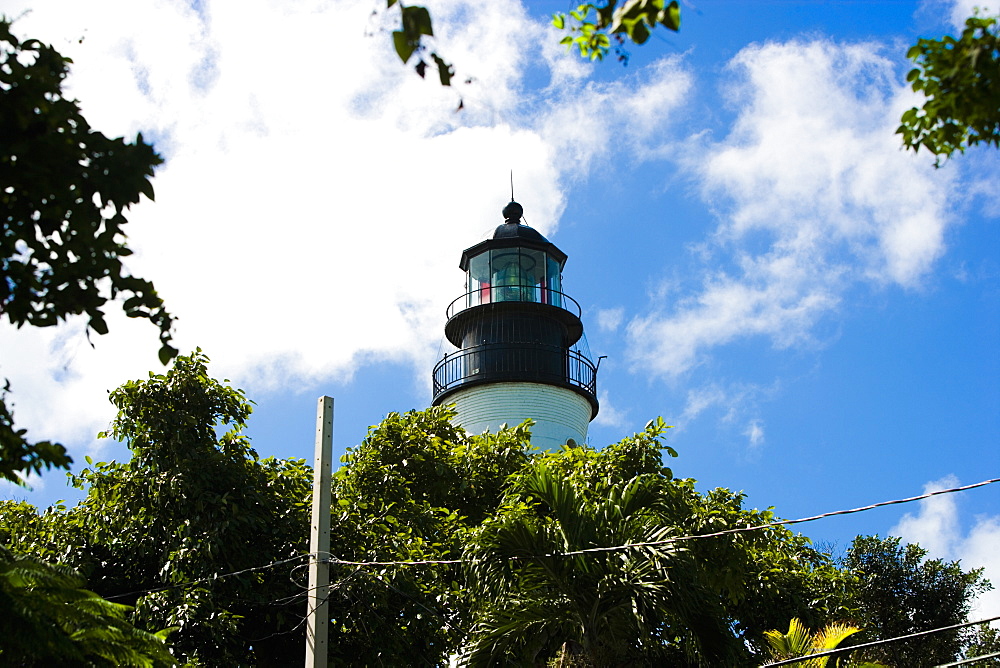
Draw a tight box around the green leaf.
[662,0,681,31]
[897,14,999,160]
[431,52,453,86]
[402,5,433,37]
[629,19,650,45]
[392,30,416,63]
[157,344,178,365]
[138,177,155,202]
[90,315,109,336]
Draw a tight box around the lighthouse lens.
[496,248,545,302]
[463,247,564,308]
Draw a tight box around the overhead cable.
[326,476,1000,566]
[103,553,311,600]
[561,476,1000,557]
[760,615,1000,667]
[97,476,1000,592]
[936,650,1000,667]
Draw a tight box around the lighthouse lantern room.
[432,201,599,450]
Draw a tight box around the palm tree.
[0,546,175,666]
[764,618,887,668]
[460,465,739,666]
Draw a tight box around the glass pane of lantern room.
[546,255,562,307]
[491,248,525,303]
[468,251,490,307]
[521,248,544,303]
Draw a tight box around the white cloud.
[678,384,730,424]
[537,56,692,179]
[627,39,956,379]
[596,307,625,332]
[674,381,773,435]
[891,476,1000,620]
[591,390,627,429]
[945,0,998,29]
[744,418,765,449]
[959,517,1000,619]
[1,0,694,460]
[892,475,962,557]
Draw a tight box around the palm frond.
[0,547,176,666]
[462,468,743,665]
[764,618,863,668]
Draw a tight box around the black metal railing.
[445,285,582,320]
[432,343,597,398]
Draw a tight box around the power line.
[103,554,311,600]
[330,555,464,567]
[760,615,1000,667]
[45,475,999,663]
[937,651,1000,667]
[562,476,1000,557]
[325,476,1000,566]
[94,476,1000,591]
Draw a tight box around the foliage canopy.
[317,411,860,666]
[1,356,994,665]
[0,545,176,667]
[0,18,174,485]
[2,351,311,665]
[552,0,681,62]
[840,535,993,666]
[898,14,1000,164]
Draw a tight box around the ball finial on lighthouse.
[502,200,523,224]
[431,201,599,450]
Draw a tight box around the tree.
[840,535,993,666]
[551,0,681,62]
[0,545,176,667]
[461,464,740,666]
[297,409,858,666]
[323,406,534,665]
[383,2,998,165]
[381,0,680,87]
[897,13,1000,164]
[384,0,455,86]
[322,410,853,666]
[2,351,312,665]
[8,358,986,666]
[0,18,175,485]
[764,618,886,668]
[1,392,531,666]
[459,418,856,666]
[318,411,858,666]
[961,623,1000,665]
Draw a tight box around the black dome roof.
[458,201,567,270]
[490,221,551,245]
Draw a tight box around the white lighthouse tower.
[431,201,599,449]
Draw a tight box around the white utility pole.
[305,396,333,668]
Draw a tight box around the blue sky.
[3,0,999,619]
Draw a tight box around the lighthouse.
[431,201,599,450]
